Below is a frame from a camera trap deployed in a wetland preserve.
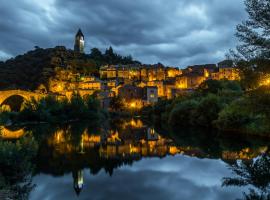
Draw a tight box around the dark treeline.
[89,46,140,66]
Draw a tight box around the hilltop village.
[0,29,240,110]
[46,29,239,109]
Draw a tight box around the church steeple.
[74,29,85,53]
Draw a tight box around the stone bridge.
[0,90,45,108]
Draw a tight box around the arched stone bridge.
[0,89,97,111]
[0,90,45,107]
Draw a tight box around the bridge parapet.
[0,89,45,107]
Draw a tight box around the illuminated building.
[147,81,165,97]
[166,67,182,78]
[143,86,158,104]
[176,73,206,89]
[216,60,240,80]
[78,77,102,90]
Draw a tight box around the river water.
[2,118,270,200]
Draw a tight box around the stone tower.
[74,29,84,53]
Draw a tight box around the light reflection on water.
[1,118,270,200]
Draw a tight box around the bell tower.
[74,29,84,53]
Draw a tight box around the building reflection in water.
[73,170,84,196]
[1,119,269,196]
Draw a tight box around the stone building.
[74,29,84,53]
[99,64,180,82]
[147,81,165,97]
[176,73,206,89]
[118,85,143,101]
[143,86,158,104]
[78,77,102,90]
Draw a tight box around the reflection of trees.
[0,135,38,200]
[223,154,270,200]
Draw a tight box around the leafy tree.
[235,0,270,60]
[168,100,199,127]
[198,80,242,95]
[223,154,270,200]
[231,0,270,88]
[90,48,103,60]
[196,94,224,127]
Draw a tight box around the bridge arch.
[0,90,43,111]
[0,95,26,111]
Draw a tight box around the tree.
[104,46,116,64]
[231,0,270,89]
[89,48,103,60]
[222,154,270,200]
[235,0,270,60]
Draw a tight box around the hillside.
[0,46,139,91]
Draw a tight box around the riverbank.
[0,94,108,127]
[142,80,270,137]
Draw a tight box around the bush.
[215,98,270,135]
[169,100,199,127]
[198,80,242,95]
[215,99,252,131]
[196,94,224,127]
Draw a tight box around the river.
[1,118,270,200]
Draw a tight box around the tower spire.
[74,28,85,53]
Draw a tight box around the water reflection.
[0,135,37,200]
[73,170,84,196]
[1,119,270,199]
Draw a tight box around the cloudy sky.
[0,0,247,67]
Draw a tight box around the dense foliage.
[143,80,270,136]
[0,94,108,125]
[90,47,140,66]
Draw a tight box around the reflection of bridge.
[0,90,44,107]
[0,126,25,139]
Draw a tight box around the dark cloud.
[0,0,247,67]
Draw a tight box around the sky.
[0,0,247,67]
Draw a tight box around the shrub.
[169,100,199,127]
[196,94,224,127]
